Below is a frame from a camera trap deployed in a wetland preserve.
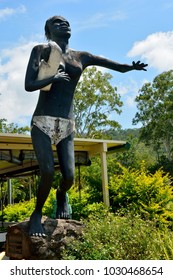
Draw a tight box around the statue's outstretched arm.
[81,52,148,73]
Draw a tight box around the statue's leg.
[56,133,75,219]
[29,126,55,236]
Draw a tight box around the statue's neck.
[52,38,69,53]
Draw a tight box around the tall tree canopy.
[133,70,173,160]
[74,66,123,138]
[0,118,29,134]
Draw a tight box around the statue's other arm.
[25,45,70,92]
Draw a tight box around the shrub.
[68,184,109,220]
[3,189,57,222]
[62,211,173,260]
[74,157,103,204]
[3,200,35,222]
[2,185,106,222]
[109,163,173,226]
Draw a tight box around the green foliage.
[109,163,173,225]
[68,183,108,220]
[11,178,35,203]
[105,127,141,140]
[109,137,157,170]
[0,177,38,208]
[3,200,35,222]
[74,66,123,138]
[62,211,173,260]
[66,156,104,221]
[149,155,173,178]
[133,70,173,161]
[77,157,103,202]
[2,189,57,222]
[68,186,90,220]
[0,118,30,134]
[42,188,57,218]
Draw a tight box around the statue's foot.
[56,192,72,219]
[29,210,46,237]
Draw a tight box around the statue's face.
[48,16,71,39]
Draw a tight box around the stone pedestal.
[5,217,83,260]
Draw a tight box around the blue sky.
[0,0,173,130]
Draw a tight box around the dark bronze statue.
[25,15,147,236]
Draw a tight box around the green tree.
[133,70,173,161]
[74,66,123,138]
[110,137,156,170]
[0,118,30,134]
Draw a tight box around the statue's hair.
[44,15,68,40]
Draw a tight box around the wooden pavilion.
[0,133,129,206]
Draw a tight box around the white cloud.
[117,84,129,97]
[128,31,173,72]
[117,78,149,108]
[0,41,39,126]
[0,44,111,126]
[0,5,26,20]
[74,11,127,31]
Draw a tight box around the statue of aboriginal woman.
[25,15,147,236]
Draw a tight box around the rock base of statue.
[5,217,83,260]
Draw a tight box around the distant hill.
[103,128,141,140]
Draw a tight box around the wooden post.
[100,143,110,207]
[8,179,12,205]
